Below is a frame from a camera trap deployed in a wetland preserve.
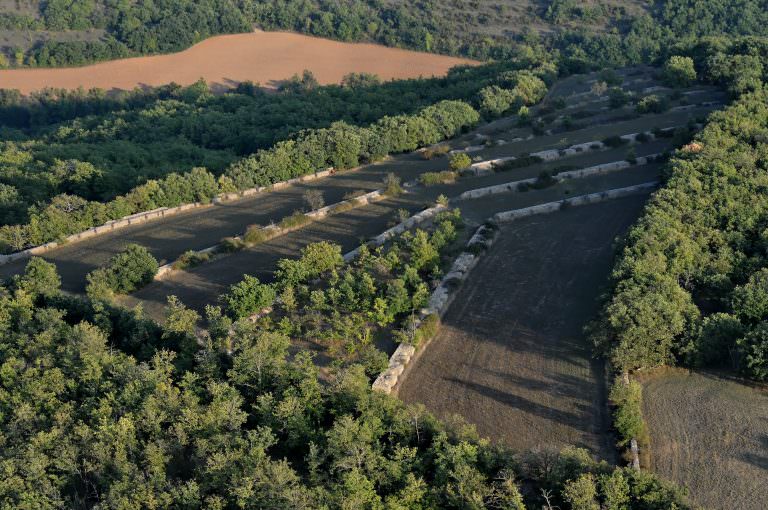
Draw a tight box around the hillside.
[2,1,768,509]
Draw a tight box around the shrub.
[532,170,557,189]
[220,236,246,252]
[221,274,276,319]
[85,243,158,298]
[602,135,628,148]
[303,189,325,211]
[609,378,648,448]
[421,144,450,159]
[449,152,472,171]
[608,87,630,108]
[383,173,403,196]
[420,171,457,186]
[243,226,277,245]
[172,250,211,270]
[495,155,543,171]
[636,94,669,114]
[663,56,697,87]
[279,211,312,230]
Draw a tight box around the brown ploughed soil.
[0,30,476,95]
[397,196,651,459]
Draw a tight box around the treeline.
[0,65,554,253]
[1,0,250,67]
[0,255,694,508]
[593,48,768,380]
[1,0,766,71]
[0,61,526,221]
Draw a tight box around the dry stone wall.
[0,168,336,267]
[372,222,498,394]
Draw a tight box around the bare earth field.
[397,196,650,458]
[0,30,476,94]
[641,369,768,510]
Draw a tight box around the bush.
[279,211,312,230]
[420,171,457,186]
[221,275,277,319]
[609,378,648,448]
[220,236,246,252]
[449,152,472,171]
[383,173,403,196]
[172,250,211,270]
[602,135,628,148]
[663,56,697,87]
[85,243,158,298]
[303,189,325,211]
[636,95,669,114]
[421,144,450,159]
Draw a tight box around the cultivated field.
[397,196,648,457]
[0,97,715,294]
[641,370,768,510]
[0,30,475,94]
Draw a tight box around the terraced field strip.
[641,370,768,510]
[0,102,700,291]
[397,196,650,456]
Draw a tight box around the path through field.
[397,196,649,458]
[0,31,475,95]
[642,370,768,510]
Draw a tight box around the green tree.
[221,275,277,319]
[663,56,697,87]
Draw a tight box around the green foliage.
[635,94,670,114]
[13,257,60,298]
[85,243,158,298]
[596,83,768,379]
[449,153,472,171]
[562,473,600,510]
[663,56,697,87]
[0,249,695,509]
[1,95,483,253]
[609,378,648,448]
[221,275,277,320]
[420,170,457,186]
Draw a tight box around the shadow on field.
[741,434,768,469]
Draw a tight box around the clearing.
[397,196,649,458]
[641,369,768,510]
[0,30,475,95]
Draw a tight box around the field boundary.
[0,167,337,267]
[458,153,662,200]
[153,188,385,280]
[492,182,658,223]
[372,222,498,394]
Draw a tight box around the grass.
[279,211,312,230]
[640,368,768,510]
[420,170,457,186]
[398,197,649,456]
[171,250,211,270]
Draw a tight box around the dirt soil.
[641,369,768,510]
[0,30,476,95]
[397,195,650,458]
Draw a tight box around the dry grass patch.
[641,368,768,510]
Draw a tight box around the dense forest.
[593,40,768,381]
[0,237,695,508]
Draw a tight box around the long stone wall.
[0,168,336,268]
[458,154,661,201]
[343,205,448,262]
[492,182,658,223]
[153,188,384,280]
[372,222,498,394]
